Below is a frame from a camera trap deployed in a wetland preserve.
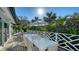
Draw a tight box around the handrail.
[26,30,79,51]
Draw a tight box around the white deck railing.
[26,30,79,51]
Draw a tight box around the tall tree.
[16,16,20,25]
[31,17,39,22]
[72,12,79,20]
[65,12,79,20]
[34,17,39,21]
[43,11,56,23]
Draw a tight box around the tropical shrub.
[65,21,78,34]
[15,25,21,30]
[22,25,29,32]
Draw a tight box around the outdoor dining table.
[23,33,58,51]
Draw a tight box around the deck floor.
[7,46,67,51]
[58,47,68,51]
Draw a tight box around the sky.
[15,7,79,20]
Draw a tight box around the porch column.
[9,22,12,39]
[2,21,5,46]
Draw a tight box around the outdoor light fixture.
[0,17,2,20]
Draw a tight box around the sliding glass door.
[0,21,9,45]
[4,23,9,42]
[0,21,2,45]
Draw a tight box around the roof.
[8,7,17,24]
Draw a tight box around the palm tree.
[34,17,39,21]
[31,19,35,22]
[43,11,56,23]
[31,17,39,22]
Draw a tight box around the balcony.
[0,30,79,51]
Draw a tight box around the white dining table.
[23,33,58,51]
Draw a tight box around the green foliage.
[15,12,79,35]
[72,12,79,20]
[15,25,21,30]
[31,17,39,22]
[66,22,78,34]
[22,25,29,32]
[29,26,48,31]
[44,11,56,23]
[28,19,78,35]
[67,25,77,34]
[16,16,20,25]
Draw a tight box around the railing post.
[55,33,58,43]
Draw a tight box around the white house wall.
[0,7,15,45]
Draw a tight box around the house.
[0,7,16,46]
[17,16,29,25]
[19,20,29,25]
[30,20,48,26]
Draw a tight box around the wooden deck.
[7,46,67,51]
[58,47,68,51]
